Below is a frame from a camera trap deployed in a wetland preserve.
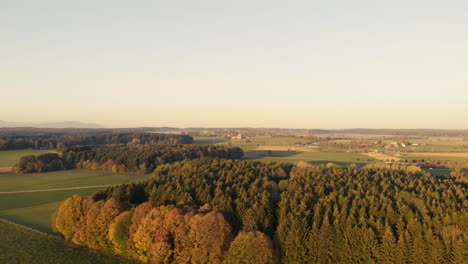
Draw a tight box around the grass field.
[0,170,148,233]
[402,154,468,162]
[361,152,402,161]
[0,219,142,264]
[424,168,454,176]
[244,150,371,167]
[193,136,227,145]
[222,136,311,150]
[407,137,468,152]
[0,149,52,167]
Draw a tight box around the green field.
[0,170,148,233]
[193,136,227,145]
[0,219,142,264]
[0,149,52,167]
[245,150,302,158]
[244,150,371,166]
[221,136,311,150]
[402,154,468,162]
[424,168,453,176]
[407,137,468,152]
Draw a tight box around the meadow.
[192,136,227,145]
[0,149,52,167]
[0,170,148,233]
[0,219,142,264]
[222,135,312,150]
[407,136,468,152]
[244,150,370,167]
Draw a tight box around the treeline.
[57,158,467,263]
[59,133,193,147]
[14,145,243,174]
[319,140,378,152]
[404,159,468,170]
[0,136,57,150]
[14,153,68,173]
[0,133,192,151]
[56,198,277,264]
[0,127,178,137]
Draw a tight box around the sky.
[1,0,467,129]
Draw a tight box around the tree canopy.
[56,158,467,263]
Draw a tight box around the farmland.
[0,169,147,233]
[192,136,227,145]
[220,135,314,150]
[0,149,52,167]
[0,219,141,264]
[406,137,468,152]
[213,134,468,164]
[244,150,370,166]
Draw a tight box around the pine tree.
[377,224,397,264]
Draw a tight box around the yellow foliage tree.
[225,231,276,264]
[127,202,154,258]
[185,211,233,264]
[84,200,106,249]
[132,206,174,263]
[55,194,85,241]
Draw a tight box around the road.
[0,185,113,194]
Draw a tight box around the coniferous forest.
[56,158,468,264]
[14,145,244,174]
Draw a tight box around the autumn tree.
[108,210,133,254]
[183,211,233,263]
[55,194,85,240]
[225,231,276,264]
[132,206,174,263]
[84,198,123,250]
[127,202,154,258]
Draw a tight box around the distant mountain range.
[0,120,103,128]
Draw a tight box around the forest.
[13,145,244,174]
[56,158,467,264]
[0,132,193,151]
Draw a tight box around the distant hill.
[0,120,102,128]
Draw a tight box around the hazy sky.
[1,0,467,128]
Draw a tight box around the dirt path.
[0,167,12,173]
[0,185,113,194]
